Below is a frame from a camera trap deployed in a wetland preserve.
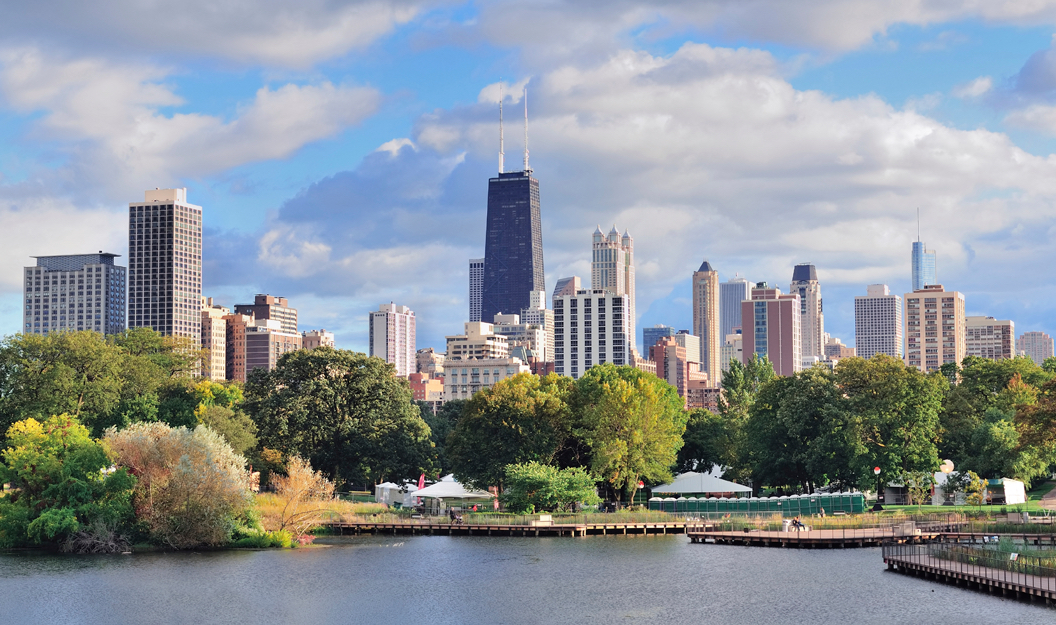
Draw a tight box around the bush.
[105,422,252,549]
[231,529,292,549]
[500,462,600,513]
[269,456,335,538]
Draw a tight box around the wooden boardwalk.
[323,521,702,537]
[884,545,1056,605]
[688,527,940,548]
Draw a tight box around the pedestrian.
[819,507,826,518]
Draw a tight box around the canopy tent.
[650,472,752,496]
[410,475,492,500]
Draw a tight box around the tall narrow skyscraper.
[369,303,416,377]
[128,188,202,345]
[591,225,635,351]
[912,241,937,291]
[481,92,543,322]
[720,276,751,340]
[468,258,484,322]
[692,260,720,385]
[790,264,824,362]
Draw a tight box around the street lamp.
[940,459,955,506]
[872,466,884,512]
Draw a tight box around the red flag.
[418,473,426,490]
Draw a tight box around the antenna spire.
[917,207,920,242]
[523,86,530,172]
[498,84,504,174]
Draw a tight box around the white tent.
[650,472,752,496]
[411,475,492,500]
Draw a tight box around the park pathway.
[1039,482,1056,511]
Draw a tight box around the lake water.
[1,535,1052,624]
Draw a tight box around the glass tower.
[481,170,544,322]
[911,241,936,291]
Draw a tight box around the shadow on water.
[2,536,1052,625]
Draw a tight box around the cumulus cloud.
[0,49,380,199]
[953,76,993,98]
[0,1,427,68]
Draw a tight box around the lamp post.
[872,466,883,512]
[940,459,955,508]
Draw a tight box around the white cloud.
[952,76,993,98]
[1005,104,1056,134]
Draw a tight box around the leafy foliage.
[268,456,335,538]
[420,399,465,476]
[500,462,600,513]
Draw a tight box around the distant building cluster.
[23,188,335,383]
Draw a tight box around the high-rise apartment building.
[201,297,229,381]
[790,264,824,362]
[643,324,677,352]
[854,284,903,360]
[740,283,801,377]
[552,276,581,302]
[912,240,937,291]
[591,225,635,351]
[720,276,751,342]
[224,313,252,382]
[445,322,509,360]
[223,313,302,382]
[468,258,484,323]
[720,330,743,374]
[1018,331,1055,366]
[23,253,126,336]
[301,329,335,349]
[693,260,720,385]
[235,294,297,335]
[673,330,702,371]
[493,313,548,362]
[519,290,554,362]
[128,188,201,344]
[369,303,416,377]
[650,336,707,404]
[904,285,965,373]
[553,289,630,379]
[966,316,1015,361]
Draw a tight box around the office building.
[1018,331,1054,366]
[416,347,446,375]
[854,284,903,360]
[201,297,229,381]
[740,283,802,377]
[553,289,630,379]
[234,294,297,335]
[552,276,581,302]
[468,258,484,323]
[674,330,702,369]
[912,240,937,292]
[720,276,751,342]
[592,225,635,350]
[493,313,548,363]
[369,303,416,377]
[481,95,544,323]
[23,253,126,336]
[966,316,1015,361]
[301,329,335,350]
[693,260,720,385]
[519,290,554,362]
[720,330,743,374]
[443,357,530,402]
[642,324,677,353]
[446,322,509,360]
[904,285,965,373]
[686,381,721,412]
[790,264,824,360]
[128,188,201,344]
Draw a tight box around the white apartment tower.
[790,264,824,361]
[128,188,202,345]
[23,253,126,336]
[468,258,484,323]
[553,289,630,379]
[518,290,554,362]
[1018,331,1055,366]
[200,297,229,381]
[904,284,965,373]
[854,284,903,360]
[591,226,635,351]
[369,303,416,377]
[966,316,1015,361]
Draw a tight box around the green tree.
[500,462,600,513]
[676,408,727,474]
[244,347,435,487]
[572,364,687,503]
[0,414,135,550]
[903,470,935,510]
[447,373,573,491]
[963,470,988,507]
[420,399,465,476]
[199,405,258,457]
[717,355,776,482]
[1043,356,1056,375]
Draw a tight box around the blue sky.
[4,1,1056,354]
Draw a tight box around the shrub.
[105,422,252,549]
[268,456,335,538]
[500,462,600,513]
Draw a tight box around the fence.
[883,542,1056,594]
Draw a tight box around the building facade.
[553,289,630,379]
[790,264,824,362]
[965,316,1015,361]
[720,276,751,342]
[301,329,335,349]
[720,330,743,374]
[23,253,126,336]
[245,319,302,376]
[740,284,802,377]
[443,357,530,402]
[552,276,581,302]
[468,258,484,323]
[904,284,965,373]
[416,347,446,375]
[481,170,544,322]
[201,297,229,381]
[591,225,635,350]
[642,324,677,353]
[446,322,510,360]
[369,303,416,377]
[493,313,548,363]
[650,336,708,404]
[912,240,937,291]
[854,284,903,360]
[823,336,856,360]
[1018,331,1055,366]
[224,313,252,382]
[128,188,201,344]
[519,290,554,363]
[693,260,720,385]
[409,372,445,413]
[234,294,297,335]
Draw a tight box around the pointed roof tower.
[698,258,715,272]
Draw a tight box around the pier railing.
[883,543,1056,588]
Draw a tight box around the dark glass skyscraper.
[481,170,544,322]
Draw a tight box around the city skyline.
[5,6,1056,354]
